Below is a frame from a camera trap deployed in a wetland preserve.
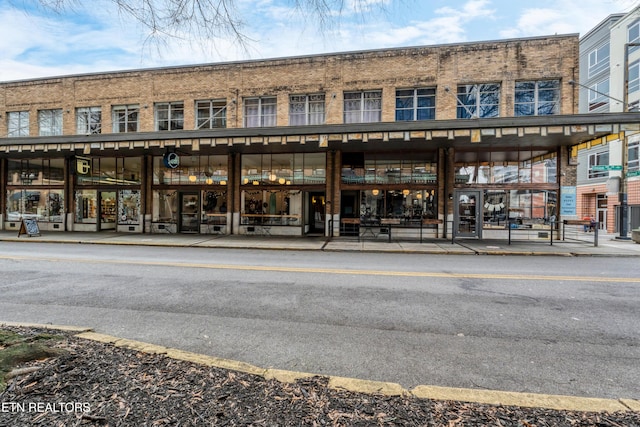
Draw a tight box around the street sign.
[592,165,622,171]
[627,170,640,177]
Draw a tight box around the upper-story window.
[588,42,610,79]
[289,94,325,125]
[395,88,436,121]
[588,151,609,179]
[588,79,610,112]
[7,111,29,137]
[76,107,102,134]
[196,99,227,129]
[514,80,560,116]
[112,105,139,133]
[156,102,184,131]
[629,60,640,95]
[344,90,382,123]
[629,140,639,172]
[456,84,499,119]
[244,96,276,127]
[629,19,640,54]
[38,109,62,136]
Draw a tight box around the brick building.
[2,34,639,239]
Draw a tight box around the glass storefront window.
[118,190,141,224]
[75,190,97,223]
[241,153,325,186]
[483,190,557,229]
[77,157,142,186]
[342,155,437,184]
[455,151,557,184]
[7,159,65,186]
[241,189,302,225]
[6,158,65,223]
[304,152,326,184]
[152,190,178,222]
[6,189,64,223]
[202,190,227,225]
[153,155,228,185]
[356,189,437,222]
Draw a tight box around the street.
[0,242,638,400]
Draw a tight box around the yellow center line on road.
[3,254,639,283]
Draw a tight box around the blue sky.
[0,0,638,81]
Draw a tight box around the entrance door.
[596,194,607,230]
[454,190,481,238]
[180,192,199,233]
[308,192,325,235]
[98,191,117,231]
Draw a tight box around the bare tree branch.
[23,0,397,55]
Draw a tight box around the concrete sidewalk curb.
[2,322,637,414]
[3,229,640,257]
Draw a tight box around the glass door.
[308,192,325,234]
[99,191,117,231]
[180,192,199,233]
[454,190,481,238]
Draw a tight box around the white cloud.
[498,0,639,39]
[1,0,638,81]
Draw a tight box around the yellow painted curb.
[411,385,629,412]
[75,332,266,377]
[164,348,265,377]
[0,321,92,333]
[621,399,640,411]
[328,376,406,396]
[263,368,316,384]
[2,323,637,413]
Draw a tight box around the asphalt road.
[0,242,638,400]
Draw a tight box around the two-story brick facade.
[2,34,639,239]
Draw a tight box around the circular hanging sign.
[163,152,180,169]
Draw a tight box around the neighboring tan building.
[2,34,639,240]
[577,7,640,235]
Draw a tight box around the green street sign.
[627,170,640,177]
[592,165,623,171]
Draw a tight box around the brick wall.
[0,35,579,136]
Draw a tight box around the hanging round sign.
[163,152,180,169]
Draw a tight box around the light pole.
[620,42,640,239]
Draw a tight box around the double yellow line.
[3,254,640,283]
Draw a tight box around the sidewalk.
[2,229,640,256]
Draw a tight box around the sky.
[0,0,639,82]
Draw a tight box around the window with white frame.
[155,102,184,131]
[289,94,325,125]
[629,19,640,54]
[7,111,29,137]
[588,79,610,111]
[196,99,227,129]
[395,88,436,121]
[629,60,640,95]
[76,107,102,134]
[629,140,639,172]
[515,80,560,116]
[588,151,610,179]
[38,109,63,136]
[456,84,500,119]
[344,90,382,123]
[244,97,277,127]
[112,105,139,133]
[588,42,610,78]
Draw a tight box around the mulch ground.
[1,326,639,427]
